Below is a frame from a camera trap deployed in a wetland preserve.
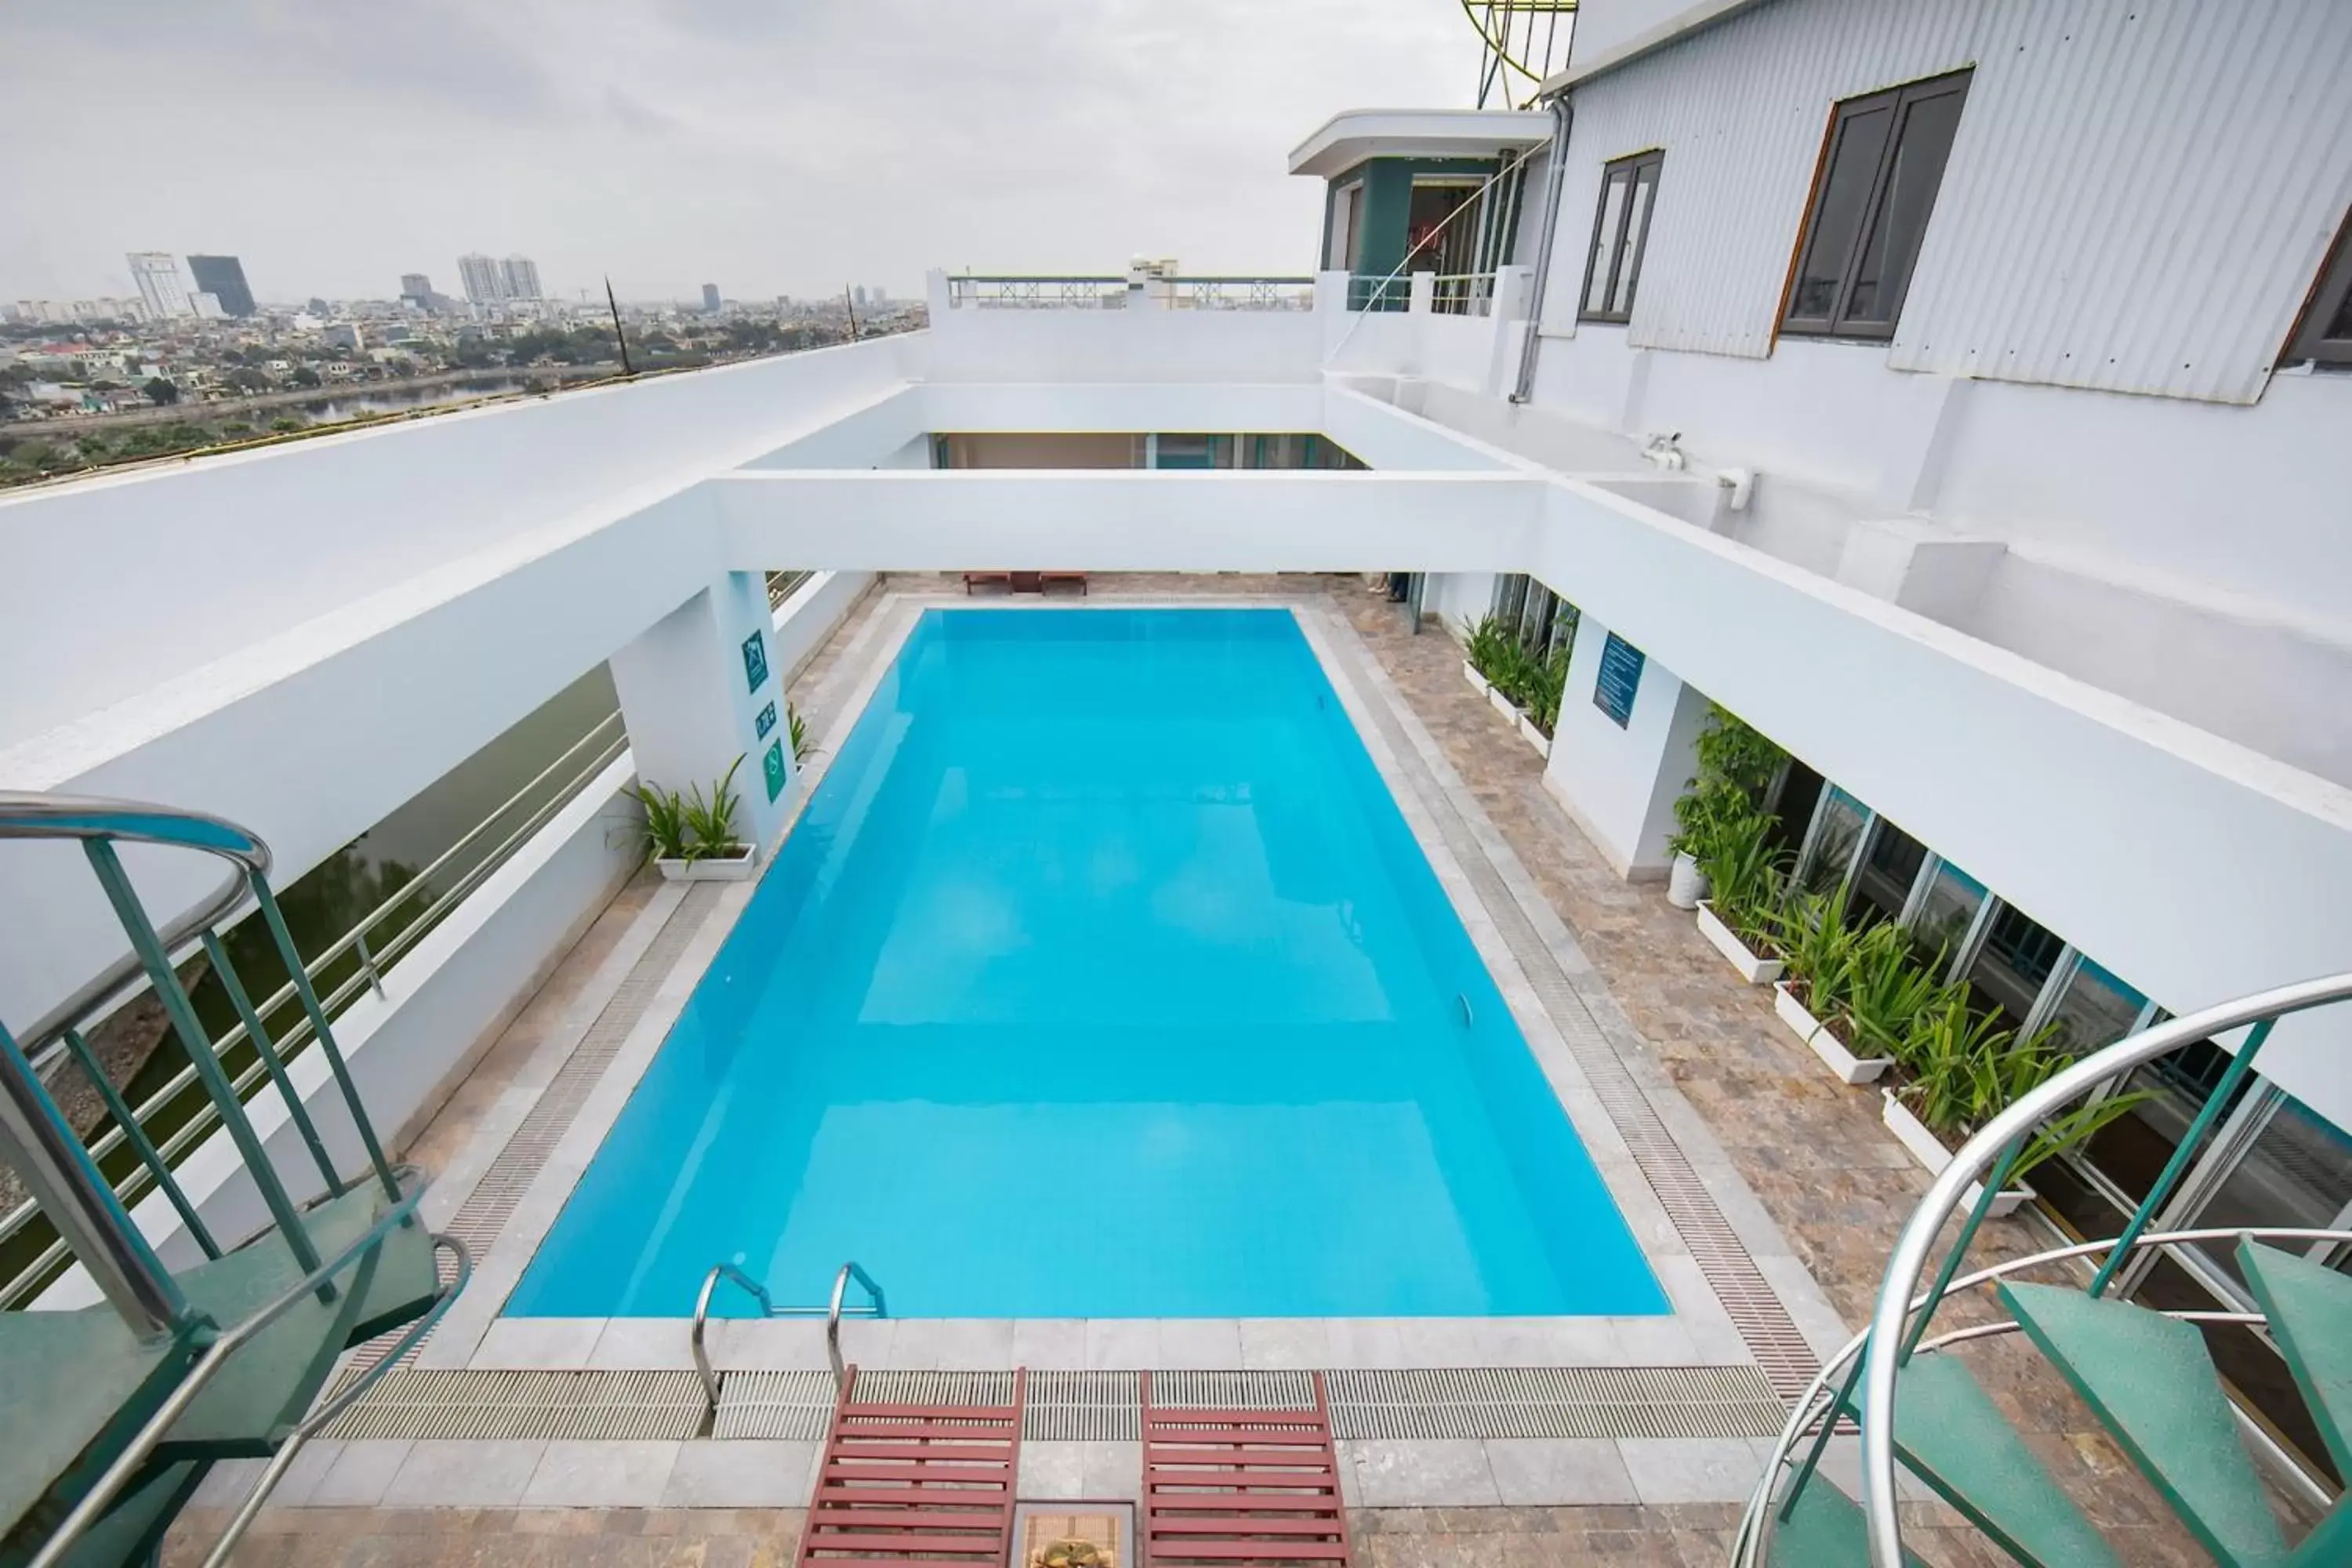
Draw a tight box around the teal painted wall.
[1319,156,1504,280]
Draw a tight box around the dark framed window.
[2285,206,2352,366]
[1782,70,1970,339]
[1578,150,1663,325]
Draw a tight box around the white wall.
[923,382,1323,437]
[711,469,1545,573]
[924,288,1323,384]
[1541,612,1711,879]
[1427,572,1500,633]
[0,339,916,757]
[771,570,874,679]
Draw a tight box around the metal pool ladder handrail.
[691,1259,888,1417]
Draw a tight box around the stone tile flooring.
[166,572,2296,1566]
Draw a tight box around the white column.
[1485,265,1535,397]
[610,571,797,857]
[1541,611,1712,880]
[924,267,953,319]
[1407,270,1437,314]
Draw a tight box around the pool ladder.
[690,1260,887,1421]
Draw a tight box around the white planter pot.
[1516,713,1552,759]
[1461,661,1490,699]
[656,846,759,882]
[1666,851,1711,910]
[1773,982,1892,1083]
[1487,687,1519,723]
[1696,901,1784,985]
[1880,1092,2034,1217]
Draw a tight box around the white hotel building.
[2,2,2349,1563]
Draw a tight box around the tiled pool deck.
[165,574,2241,1566]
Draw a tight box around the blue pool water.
[510,610,1665,1319]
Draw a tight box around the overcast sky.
[2,0,1492,306]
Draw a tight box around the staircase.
[0,793,467,1568]
[1735,974,2352,1566]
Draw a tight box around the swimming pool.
[510,608,1665,1319]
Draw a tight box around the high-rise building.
[126,252,191,319]
[400,273,434,307]
[701,284,721,314]
[499,256,543,301]
[185,256,256,318]
[852,285,868,309]
[870,285,888,307]
[456,254,505,305]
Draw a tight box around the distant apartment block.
[186,255,256,318]
[702,283,721,313]
[125,252,190,319]
[500,256,542,300]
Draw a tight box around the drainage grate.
[334,1364,1782,1443]
[1325,1365,1783,1441]
[318,1367,705,1441]
[1312,619,1821,1402]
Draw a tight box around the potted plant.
[1693,809,1786,984]
[1764,886,1891,1082]
[629,756,757,881]
[1519,644,1567,758]
[1459,613,1508,699]
[788,701,812,764]
[1872,996,2151,1218]
[1666,708,1785,909]
[1486,638,1530,724]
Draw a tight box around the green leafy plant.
[1526,645,1569,736]
[1668,706,1788,866]
[1892,996,2154,1182]
[1765,884,1865,1018]
[1696,808,1788,946]
[627,755,746,863]
[1842,922,1957,1065]
[628,781,695,862]
[1459,614,1512,682]
[787,702,811,764]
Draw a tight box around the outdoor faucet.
[1642,431,1686,472]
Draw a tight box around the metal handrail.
[826,1260,887,1387]
[691,1261,775,1414]
[28,1167,433,1568]
[689,1258,887,1417]
[200,1231,473,1568]
[0,719,626,1307]
[1733,1223,2352,1567]
[1430,273,1497,317]
[1849,971,2352,1567]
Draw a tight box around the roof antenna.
[605,276,634,376]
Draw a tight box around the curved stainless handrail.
[826,1260,887,1388]
[29,1167,433,1568]
[689,1259,888,1419]
[199,1232,474,1568]
[691,1262,776,1415]
[0,791,269,1058]
[1851,972,2352,1565]
[1734,1223,2352,1567]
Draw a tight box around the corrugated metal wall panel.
[1551,0,2352,404]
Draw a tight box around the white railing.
[1432,273,1496,318]
[0,711,629,1308]
[944,275,1316,311]
[946,276,1128,310]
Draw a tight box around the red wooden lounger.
[797,1366,1026,1565]
[1040,572,1090,595]
[1141,1370,1354,1566]
[964,572,1013,594]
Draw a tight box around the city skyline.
[0,0,1482,302]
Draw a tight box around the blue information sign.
[741,630,770,694]
[754,700,778,740]
[1593,633,1644,728]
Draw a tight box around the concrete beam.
[711,469,1548,573]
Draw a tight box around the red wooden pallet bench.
[797,1366,1026,1566]
[1141,1371,1354,1567]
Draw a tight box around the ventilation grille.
[1312,620,1820,1401]
[1326,1364,1781,1440]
